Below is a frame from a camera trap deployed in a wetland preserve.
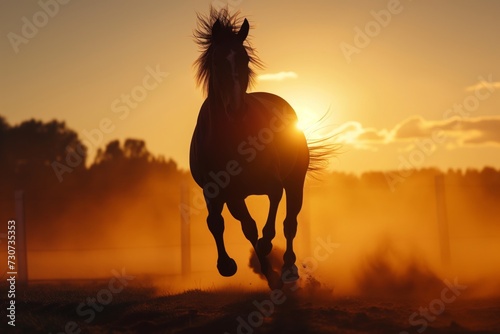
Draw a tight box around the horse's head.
[210,18,250,117]
[194,9,262,119]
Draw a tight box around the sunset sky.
[2,0,500,174]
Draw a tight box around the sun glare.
[295,104,331,137]
[295,117,309,132]
[291,102,321,130]
[278,87,337,135]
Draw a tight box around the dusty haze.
[2,167,498,300]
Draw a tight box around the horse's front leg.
[206,198,237,277]
[227,198,283,289]
[256,187,283,256]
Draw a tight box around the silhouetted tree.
[124,139,150,160]
[89,138,172,194]
[95,139,155,165]
[95,140,124,164]
[0,116,10,173]
[0,117,87,191]
[480,166,500,197]
[0,116,8,132]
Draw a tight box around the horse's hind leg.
[206,198,237,277]
[256,187,283,256]
[282,178,306,282]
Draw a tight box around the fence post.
[180,181,191,276]
[435,174,451,266]
[15,190,28,285]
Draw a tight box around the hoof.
[266,269,284,290]
[256,238,273,256]
[282,264,299,282]
[217,258,237,277]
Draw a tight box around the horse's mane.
[194,7,262,95]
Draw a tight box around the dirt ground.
[1,279,499,334]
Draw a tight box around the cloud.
[390,116,462,140]
[257,71,298,81]
[334,121,363,144]
[391,115,500,146]
[332,122,386,150]
[461,117,500,145]
[333,115,500,148]
[357,128,388,142]
[391,116,430,139]
[465,78,500,92]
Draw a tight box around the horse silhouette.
[190,8,331,288]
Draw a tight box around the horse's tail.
[304,111,339,175]
[307,137,337,174]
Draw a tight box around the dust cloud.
[4,167,499,299]
[291,169,500,300]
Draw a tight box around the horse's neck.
[201,88,230,142]
[207,82,225,118]
[206,95,225,124]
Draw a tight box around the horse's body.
[190,9,325,287]
[191,92,308,199]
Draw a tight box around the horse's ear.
[212,19,222,40]
[237,19,249,42]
